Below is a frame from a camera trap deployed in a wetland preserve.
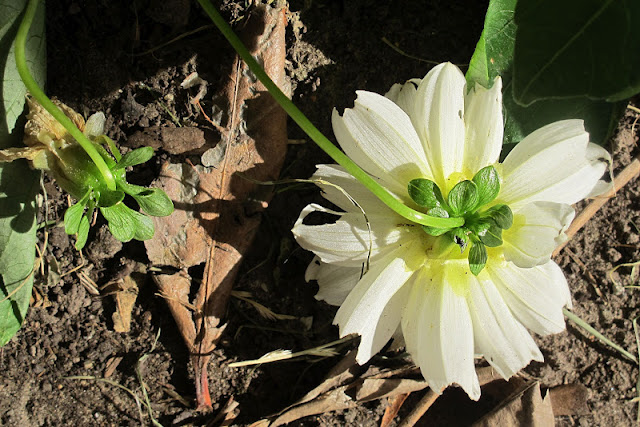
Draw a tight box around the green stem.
[196,0,463,230]
[563,308,637,364]
[15,0,116,191]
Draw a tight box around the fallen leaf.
[111,275,140,333]
[472,381,554,427]
[145,3,289,410]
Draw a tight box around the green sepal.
[100,203,136,242]
[75,215,90,250]
[118,181,174,217]
[472,166,500,208]
[448,180,479,216]
[422,207,452,236]
[114,147,154,169]
[479,221,503,247]
[469,241,487,276]
[408,178,445,209]
[450,228,470,252]
[484,204,513,230]
[64,190,91,235]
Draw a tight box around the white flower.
[292,62,611,400]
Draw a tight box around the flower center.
[407,165,513,275]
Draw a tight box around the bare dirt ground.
[1,1,639,425]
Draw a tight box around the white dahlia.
[292,62,610,400]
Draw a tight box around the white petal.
[305,257,363,306]
[487,260,572,336]
[468,277,543,380]
[292,203,414,267]
[463,77,503,175]
[403,263,481,400]
[413,63,467,190]
[335,245,420,363]
[311,164,401,215]
[503,202,575,268]
[332,91,432,193]
[500,120,610,209]
[385,78,421,117]
[84,112,106,138]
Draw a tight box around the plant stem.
[15,0,116,191]
[564,308,637,364]
[196,0,463,230]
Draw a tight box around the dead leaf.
[111,275,140,333]
[472,381,554,427]
[145,3,289,411]
[355,378,427,402]
[549,384,590,416]
[270,388,358,427]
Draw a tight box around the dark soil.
[1,0,639,426]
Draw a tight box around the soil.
[1,0,639,426]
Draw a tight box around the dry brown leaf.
[549,384,590,416]
[472,381,554,427]
[111,275,140,333]
[270,388,358,427]
[355,378,427,402]
[145,3,289,410]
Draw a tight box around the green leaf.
[131,210,154,241]
[484,204,513,230]
[469,242,488,276]
[472,166,500,207]
[75,215,90,250]
[64,190,90,234]
[466,0,623,146]
[502,88,625,146]
[0,0,45,346]
[512,0,640,106]
[114,147,154,169]
[134,188,173,217]
[466,0,517,89]
[447,180,479,216]
[97,189,124,207]
[422,207,451,237]
[100,203,136,242]
[119,180,174,217]
[407,178,444,209]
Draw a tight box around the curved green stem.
[15,0,116,191]
[196,0,463,230]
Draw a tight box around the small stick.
[398,389,438,427]
[554,155,640,257]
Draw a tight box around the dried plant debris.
[144,3,289,410]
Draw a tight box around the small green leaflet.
[447,180,479,216]
[469,242,488,276]
[114,147,154,169]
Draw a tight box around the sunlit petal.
[413,62,467,189]
[503,201,575,267]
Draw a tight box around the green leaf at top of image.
[466,0,517,89]
[512,0,640,106]
[466,0,624,146]
[0,0,45,346]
